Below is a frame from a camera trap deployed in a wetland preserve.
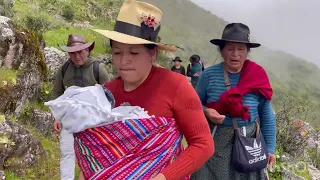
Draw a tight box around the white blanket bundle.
[44,84,151,134]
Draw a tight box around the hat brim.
[210,39,261,48]
[92,29,177,52]
[60,42,95,52]
[173,59,182,62]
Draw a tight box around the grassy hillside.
[144,0,226,64]
[10,0,123,55]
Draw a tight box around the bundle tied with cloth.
[44,84,184,179]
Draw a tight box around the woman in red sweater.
[91,0,214,179]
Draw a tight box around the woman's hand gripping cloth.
[44,84,151,133]
[205,60,273,120]
[74,117,187,180]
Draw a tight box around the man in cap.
[52,34,110,180]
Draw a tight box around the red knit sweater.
[105,66,214,180]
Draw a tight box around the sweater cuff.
[268,147,275,154]
[202,105,207,111]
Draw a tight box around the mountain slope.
[143,0,320,126]
[143,0,226,62]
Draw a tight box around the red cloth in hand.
[205,60,273,120]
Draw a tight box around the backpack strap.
[62,59,71,78]
[93,61,100,83]
[222,64,238,130]
[255,118,260,137]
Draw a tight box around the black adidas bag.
[231,120,268,173]
[222,64,268,173]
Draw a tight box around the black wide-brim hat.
[210,23,261,48]
[172,57,182,62]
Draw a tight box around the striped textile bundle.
[74,117,188,180]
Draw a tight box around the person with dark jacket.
[171,57,186,75]
[52,34,110,180]
[187,54,204,88]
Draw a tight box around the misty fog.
[191,0,320,67]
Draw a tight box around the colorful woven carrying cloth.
[74,117,189,180]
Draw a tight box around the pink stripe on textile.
[74,117,190,180]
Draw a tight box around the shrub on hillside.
[155,36,170,68]
[308,128,320,169]
[268,93,317,179]
[37,81,53,104]
[156,52,169,68]
[25,15,51,34]
[0,0,13,17]
[61,4,75,22]
[275,93,317,157]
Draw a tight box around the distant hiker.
[187,55,205,72]
[191,23,276,180]
[74,0,213,179]
[171,56,186,75]
[52,34,110,180]
[187,54,204,88]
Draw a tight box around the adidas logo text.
[248,153,267,164]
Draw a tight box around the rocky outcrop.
[0,16,13,66]
[0,16,46,115]
[0,170,4,180]
[44,46,68,80]
[28,109,54,138]
[0,118,45,176]
[95,54,116,77]
[0,16,47,177]
[309,165,320,180]
[95,54,112,65]
[165,51,175,66]
[282,168,304,180]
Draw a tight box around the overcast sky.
[191,0,320,67]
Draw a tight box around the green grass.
[12,0,122,56]
[0,68,18,82]
[4,171,20,180]
[43,27,111,55]
[294,167,311,180]
[0,68,17,87]
[20,100,50,117]
[0,113,5,123]
[4,114,82,180]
